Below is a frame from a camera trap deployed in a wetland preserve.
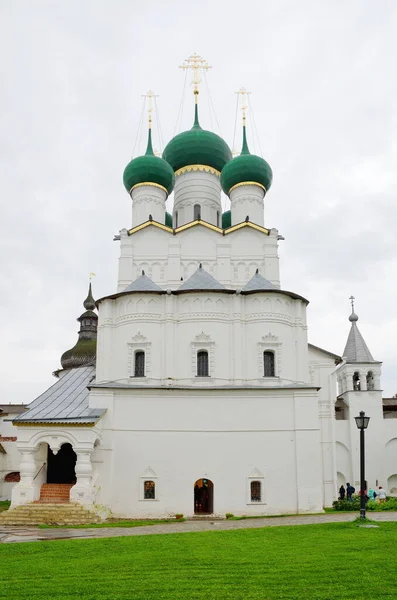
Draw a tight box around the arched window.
[134,351,145,377]
[263,351,275,377]
[197,350,209,377]
[216,210,220,227]
[144,480,155,499]
[175,211,178,228]
[194,204,201,220]
[353,371,361,391]
[250,480,262,502]
[366,371,375,391]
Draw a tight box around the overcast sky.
[1,0,396,403]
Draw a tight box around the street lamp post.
[354,411,370,519]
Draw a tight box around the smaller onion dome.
[162,104,232,175]
[60,283,98,370]
[123,128,175,196]
[222,210,231,229]
[165,211,173,228]
[220,125,273,196]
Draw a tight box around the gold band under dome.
[174,164,220,177]
[129,182,168,194]
[228,181,266,194]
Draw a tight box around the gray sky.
[1,0,396,403]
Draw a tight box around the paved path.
[1,512,397,544]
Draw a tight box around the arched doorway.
[47,443,77,484]
[194,478,214,514]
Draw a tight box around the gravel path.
[1,511,397,544]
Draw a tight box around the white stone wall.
[96,291,309,386]
[117,224,280,292]
[89,387,323,518]
[0,411,21,500]
[173,171,222,228]
[130,185,166,226]
[230,184,265,226]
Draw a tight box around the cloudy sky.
[1,0,396,403]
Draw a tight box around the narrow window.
[197,350,209,377]
[263,351,275,377]
[194,204,201,220]
[250,481,262,502]
[134,351,145,377]
[175,211,178,228]
[353,371,361,391]
[216,210,220,227]
[144,480,155,499]
[366,371,374,391]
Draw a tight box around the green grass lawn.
[1,521,397,600]
[39,518,182,529]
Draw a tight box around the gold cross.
[349,295,355,311]
[235,87,250,125]
[142,90,158,128]
[179,53,212,98]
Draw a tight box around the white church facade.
[2,59,396,518]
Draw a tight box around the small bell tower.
[335,297,384,490]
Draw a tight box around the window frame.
[197,349,209,377]
[263,351,275,377]
[250,480,262,503]
[143,480,156,500]
[134,350,145,378]
[194,204,201,220]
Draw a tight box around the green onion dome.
[220,125,273,196]
[60,284,98,370]
[162,105,232,175]
[123,128,175,196]
[165,211,172,228]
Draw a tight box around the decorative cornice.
[128,220,172,235]
[224,221,270,236]
[229,181,266,194]
[174,164,220,177]
[175,220,222,234]
[130,182,168,194]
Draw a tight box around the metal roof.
[123,273,165,293]
[342,322,375,363]
[176,265,229,292]
[13,366,104,424]
[241,271,277,292]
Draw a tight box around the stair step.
[0,501,100,525]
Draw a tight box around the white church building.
[2,59,397,518]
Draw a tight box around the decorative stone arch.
[128,332,151,378]
[28,429,80,454]
[387,474,397,495]
[385,438,397,449]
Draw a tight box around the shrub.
[225,513,234,519]
[175,514,184,520]
[332,499,376,511]
[377,498,397,511]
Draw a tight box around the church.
[2,55,396,519]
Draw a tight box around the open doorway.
[47,443,76,484]
[194,478,214,514]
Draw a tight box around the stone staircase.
[36,483,74,504]
[0,503,100,526]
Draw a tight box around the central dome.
[162,105,232,174]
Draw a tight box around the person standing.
[346,482,355,501]
[377,486,387,503]
[339,485,346,500]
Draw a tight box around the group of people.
[339,483,387,502]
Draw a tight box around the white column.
[11,449,39,507]
[70,450,93,506]
[173,170,222,227]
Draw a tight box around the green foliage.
[1,523,397,599]
[376,498,397,511]
[333,498,397,512]
[0,501,10,513]
[225,513,234,519]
